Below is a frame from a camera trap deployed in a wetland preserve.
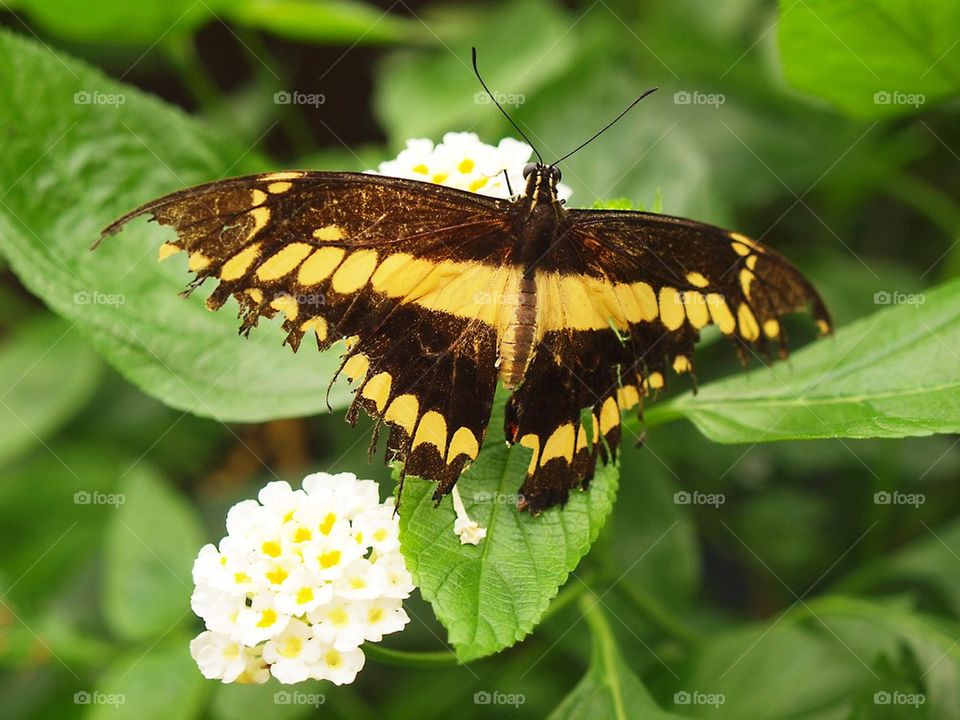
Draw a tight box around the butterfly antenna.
[472,47,543,164]
[552,87,658,166]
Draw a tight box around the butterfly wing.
[102,171,517,498]
[507,209,831,512]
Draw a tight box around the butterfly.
[100,155,831,512]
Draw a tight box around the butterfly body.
[103,162,830,513]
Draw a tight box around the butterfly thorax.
[498,165,565,388]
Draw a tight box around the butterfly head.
[522,162,562,205]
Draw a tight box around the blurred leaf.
[399,390,618,662]
[649,276,960,442]
[8,0,210,44]
[0,314,101,467]
[677,620,867,718]
[374,0,579,144]
[223,0,419,44]
[803,596,960,719]
[549,599,681,720]
[89,633,208,720]
[779,0,960,117]
[104,466,203,642]
[0,29,353,422]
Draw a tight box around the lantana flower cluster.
[189,473,414,685]
[372,131,572,201]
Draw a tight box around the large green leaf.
[104,467,204,642]
[549,598,682,720]
[0,29,352,421]
[0,314,101,467]
[647,277,960,442]
[398,390,618,662]
[88,634,208,720]
[779,0,960,117]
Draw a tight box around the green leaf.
[0,29,352,422]
[648,277,960,442]
[88,633,208,720]
[0,314,101,467]
[549,597,682,720]
[104,466,203,642]
[223,0,420,44]
[779,0,960,117]
[8,0,210,44]
[398,390,618,662]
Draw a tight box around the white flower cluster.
[373,131,572,201]
[189,473,414,685]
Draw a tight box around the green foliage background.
[1,1,959,718]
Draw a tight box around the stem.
[362,642,461,668]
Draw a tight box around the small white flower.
[451,485,486,545]
[311,644,366,686]
[371,131,572,201]
[262,619,323,684]
[190,631,247,683]
[189,472,413,686]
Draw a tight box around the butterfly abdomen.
[498,275,537,388]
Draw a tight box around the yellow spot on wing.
[737,303,760,341]
[158,242,180,261]
[739,268,755,299]
[541,424,575,464]
[331,250,378,294]
[599,396,619,434]
[447,427,480,463]
[251,189,267,206]
[817,319,830,334]
[247,206,271,240]
[221,243,261,281]
[706,293,736,334]
[413,411,447,453]
[631,282,659,321]
[646,371,665,390]
[299,247,345,285]
[684,291,710,329]
[361,372,392,412]
[313,225,344,241]
[731,241,751,256]
[746,255,758,270]
[269,295,299,321]
[300,316,328,341]
[188,253,211,271]
[658,287,685,330]
[246,288,263,304]
[763,319,780,338]
[342,353,369,382]
[673,356,691,373]
[686,271,709,288]
[267,181,293,194]
[617,384,640,410]
[257,243,313,281]
[262,171,304,181]
[520,433,540,474]
[576,425,589,451]
[384,394,418,434]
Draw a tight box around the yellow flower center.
[318,550,341,569]
[458,158,475,173]
[261,540,282,557]
[256,608,277,628]
[296,587,314,604]
[319,512,337,535]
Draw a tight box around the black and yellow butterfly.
[101,159,830,512]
